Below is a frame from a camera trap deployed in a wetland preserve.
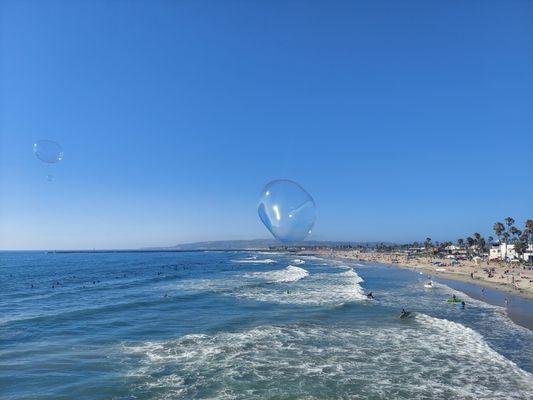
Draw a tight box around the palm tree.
[514,241,526,262]
[504,217,515,236]
[509,226,521,243]
[457,238,464,249]
[488,236,494,245]
[472,233,482,255]
[479,237,486,254]
[466,237,475,257]
[424,237,432,251]
[525,219,533,245]
[493,222,505,244]
[502,232,510,260]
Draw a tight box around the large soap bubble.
[33,140,63,164]
[258,179,317,243]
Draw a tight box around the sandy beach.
[307,249,533,300]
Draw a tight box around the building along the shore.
[489,243,533,263]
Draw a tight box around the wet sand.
[309,250,533,300]
[305,250,533,331]
[434,276,533,331]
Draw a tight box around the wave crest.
[246,265,309,283]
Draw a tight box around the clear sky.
[1,1,532,250]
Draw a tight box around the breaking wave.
[232,258,277,264]
[174,266,366,306]
[121,316,533,399]
[245,265,309,283]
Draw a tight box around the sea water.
[1,251,532,399]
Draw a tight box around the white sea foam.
[245,265,309,283]
[237,269,366,305]
[336,264,352,269]
[175,265,366,306]
[122,318,533,400]
[339,268,364,283]
[231,258,277,264]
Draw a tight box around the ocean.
[1,251,532,399]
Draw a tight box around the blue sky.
[1,1,532,250]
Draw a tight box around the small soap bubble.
[33,140,63,164]
[258,179,317,243]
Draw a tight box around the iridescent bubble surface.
[258,179,316,242]
[33,140,63,164]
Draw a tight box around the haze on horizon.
[1,1,532,250]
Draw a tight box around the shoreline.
[305,250,533,300]
[434,276,533,331]
[305,249,533,331]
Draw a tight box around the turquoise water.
[1,251,532,399]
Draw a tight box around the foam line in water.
[174,266,367,306]
[245,265,309,283]
[121,320,533,399]
[237,269,366,305]
[231,258,277,264]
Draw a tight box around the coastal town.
[295,218,533,299]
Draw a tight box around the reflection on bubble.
[46,174,55,182]
[258,179,316,243]
[33,140,63,164]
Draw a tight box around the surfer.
[452,294,457,302]
[366,292,374,299]
[400,309,411,319]
[461,301,466,309]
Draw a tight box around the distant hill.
[142,239,386,251]
[143,239,278,250]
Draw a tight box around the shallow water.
[1,251,532,399]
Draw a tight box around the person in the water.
[452,294,457,302]
[366,292,374,299]
[400,309,411,319]
[461,300,466,309]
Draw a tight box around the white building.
[489,243,533,263]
